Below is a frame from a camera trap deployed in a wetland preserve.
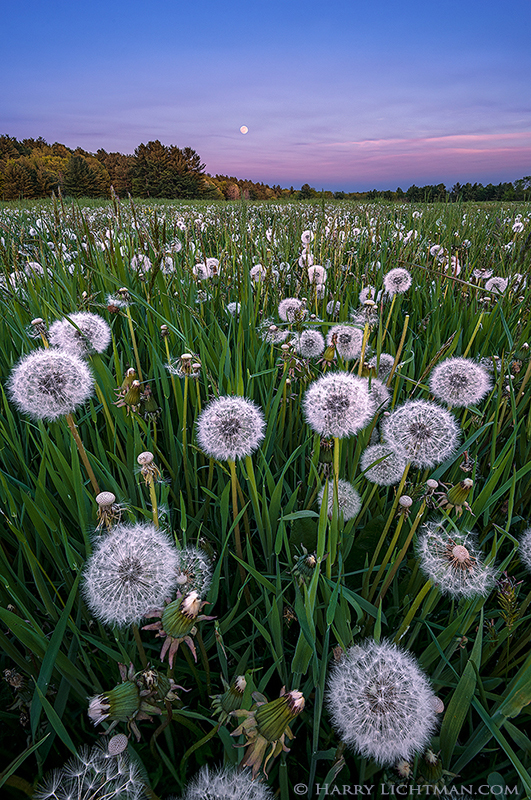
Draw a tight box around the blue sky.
[2,0,530,190]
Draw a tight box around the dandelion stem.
[463,312,484,357]
[132,623,148,669]
[362,462,411,599]
[147,474,159,528]
[126,306,143,381]
[375,499,427,607]
[64,413,100,495]
[386,314,409,387]
[358,322,370,376]
[228,459,248,597]
[394,580,433,643]
[516,358,531,406]
[381,295,397,344]
[328,437,341,572]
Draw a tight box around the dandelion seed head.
[82,522,179,628]
[383,268,412,295]
[326,638,438,766]
[359,286,382,305]
[381,400,460,469]
[291,329,325,358]
[326,300,341,316]
[326,325,364,361]
[485,276,508,294]
[416,521,496,597]
[303,372,373,438]
[7,348,94,422]
[48,312,111,357]
[175,545,213,597]
[429,357,492,408]
[226,301,241,317]
[365,353,395,380]
[360,443,407,486]
[308,265,327,285]
[318,479,361,521]
[258,321,289,344]
[368,379,391,413]
[130,253,152,273]
[278,297,307,322]
[178,764,274,800]
[196,396,266,461]
[518,527,531,575]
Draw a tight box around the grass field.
[1,196,531,799]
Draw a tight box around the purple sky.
[2,0,530,191]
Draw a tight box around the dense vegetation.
[0,197,531,799]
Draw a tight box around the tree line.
[1,135,529,202]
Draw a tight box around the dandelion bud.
[95,491,122,530]
[137,451,161,484]
[254,690,305,743]
[160,324,169,337]
[292,547,320,585]
[399,495,412,507]
[446,478,473,507]
[426,479,439,491]
[211,675,247,724]
[88,681,141,726]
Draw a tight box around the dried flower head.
[178,765,274,800]
[429,357,492,408]
[7,348,94,422]
[360,444,407,486]
[48,312,111,358]
[143,590,215,666]
[383,268,412,296]
[416,521,496,597]
[326,638,438,766]
[82,522,179,628]
[303,372,373,439]
[196,396,266,461]
[381,400,460,469]
[33,741,145,800]
[211,674,248,724]
[278,297,307,322]
[291,329,326,358]
[326,325,364,361]
[318,479,361,521]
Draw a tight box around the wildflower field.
[1,196,531,799]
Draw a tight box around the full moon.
[240,125,248,134]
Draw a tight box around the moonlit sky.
[2,0,530,191]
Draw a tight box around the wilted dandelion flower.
[326,325,364,361]
[291,329,325,358]
[196,396,266,461]
[175,545,213,597]
[82,522,179,628]
[278,297,306,322]
[519,528,531,574]
[33,741,145,800]
[360,444,407,486]
[383,268,412,295]
[381,400,460,469]
[485,276,508,294]
[326,638,438,766]
[7,348,94,422]
[303,372,373,438]
[416,521,496,597]
[429,356,492,408]
[48,311,111,358]
[177,765,273,800]
[318,479,361,521]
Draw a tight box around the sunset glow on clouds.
[1,0,530,191]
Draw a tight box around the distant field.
[1,197,530,799]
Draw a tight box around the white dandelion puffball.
[429,357,492,408]
[292,329,325,358]
[368,378,391,413]
[519,528,531,574]
[360,444,407,486]
[383,267,412,296]
[308,264,327,285]
[301,229,314,245]
[359,286,382,304]
[48,312,111,357]
[278,297,306,322]
[196,395,266,461]
[326,639,438,766]
[303,372,373,439]
[82,522,179,628]
[130,253,152,273]
[33,742,144,800]
[381,400,460,469]
[366,352,395,381]
[326,325,364,361]
[179,764,273,800]
[318,479,361,521]
[485,276,508,294]
[416,522,497,598]
[175,545,213,597]
[7,348,94,422]
[226,301,241,317]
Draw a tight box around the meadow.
[0,195,530,800]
